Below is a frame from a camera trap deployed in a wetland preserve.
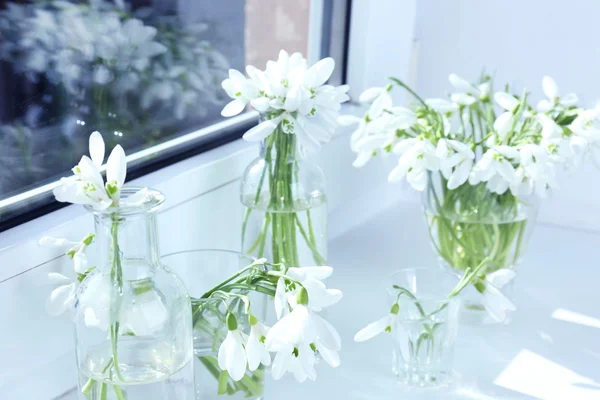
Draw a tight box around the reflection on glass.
[0,0,312,218]
[0,0,235,200]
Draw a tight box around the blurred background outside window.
[0,0,311,222]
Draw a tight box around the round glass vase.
[163,250,267,400]
[75,188,195,400]
[241,118,327,268]
[387,268,460,388]
[422,171,539,323]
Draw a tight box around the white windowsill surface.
[265,202,600,400]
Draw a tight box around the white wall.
[413,0,600,231]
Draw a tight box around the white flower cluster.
[41,233,169,334]
[217,266,342,383]
[0,0,228,120]
[53,131,147,210]
[220,50,350,154]
[346,74,600,197]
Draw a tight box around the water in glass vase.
[78,337,194,400]
[242,194,327,267]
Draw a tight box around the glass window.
[0,0,319,227]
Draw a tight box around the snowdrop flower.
[218,313,248,381]
[537,76,578,112]
[46,272,77,316]
[53,132,128,210]
[469,146,519,194]
[514,144,558,197]
[389,136,439,190]
[448,73,490,104]
[221,69,260,116]
[436,139,475,189]
[425,98,458,113]
[246,316,271,372]
[285,266,343,312]
[481,269,517,323]
[339,114,368,152]
[352,135,388,168]
[354,303,399,342]
[570,109,600,143]
[266,291,341,382]
[493,92,520,140]
[39,234,94,274]
[274,277,290,320]
[223,51,348,154]
[359,85,393,119]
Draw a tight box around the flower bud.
[390,303,400,315]
[248,314,258,326]
[296,287,309,305]
[226,312,238,331]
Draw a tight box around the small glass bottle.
[75,188,195,400]
[240,121,328,267]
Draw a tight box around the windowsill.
[266,201,600,399]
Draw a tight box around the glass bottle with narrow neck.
[75,188,194,400]
[240,120,328,267]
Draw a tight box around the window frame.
[0,0,353,232]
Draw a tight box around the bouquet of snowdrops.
[220,50,349,267]
[346,73,598,307]
[42,133,343,398]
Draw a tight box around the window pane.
[0,0,311,213]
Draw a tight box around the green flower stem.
[428,175,529,278]
[241,123,326,267]
[109,215,125,383]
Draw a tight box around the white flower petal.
[450,93,476,106]
[274,277,288,320]
[48,272,72,285]
[493,112,514,140]
[536,99,553,112]
[561,93,578,106]
[486,269,516,288]
[226,338,247,381]
[354,315,389,342]
[449,73,477,94]
[425,98,457,113]
[45,283,76,316]
[221,99,246,117]
[494,92,519,111]
[106,145,126,189]
[352,151,372,168]
[39,237,77,248]
[250,97,271,113]
[359,87,384,103]
[73,251,88,274]
[368,92,392,119]
[121,188,150,207]
[89,131,105,168]
[242,119,279,142]
[316,342,340,368]
[338,115,361,126]
[271,349,290,380]
[483,284,516,322]
[304,57,335,87]
[542,76,558,101]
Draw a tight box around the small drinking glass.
[162,250,266,400]
[387,268,460,387]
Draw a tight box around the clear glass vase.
[75,188,195,400]
[422,171,538,322]
[163,250,266,400]
[388,268,460,387]
[241,120,327,267]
